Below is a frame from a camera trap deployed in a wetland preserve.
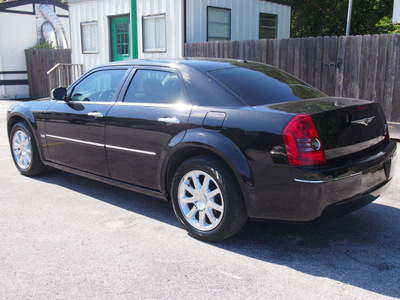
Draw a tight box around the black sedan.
[7,59,396,241]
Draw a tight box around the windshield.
[208,65,326,106]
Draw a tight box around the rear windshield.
[209,65,325,106]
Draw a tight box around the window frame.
[80,21,99,54]
[142,13,167,53]
[259,13,278,39]
[207,6,231,42]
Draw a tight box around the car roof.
[98,58,264,73]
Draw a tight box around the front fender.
[7,103,37,133]
[7,100,52,161]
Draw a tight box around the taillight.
[283,114,327,166]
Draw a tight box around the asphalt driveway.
[1,100,399,299]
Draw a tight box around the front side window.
[259,13,277,39]
[70,69,127,102]
[207,7,231,41]
[81,21,99,53]
[143,14,166,52]
[123,70,187,104]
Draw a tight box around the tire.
[171,155,248,242]
[9,121,46,176]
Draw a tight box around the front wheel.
[9,121,46,176]
[171,155,247,242]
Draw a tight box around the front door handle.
[158,117,180,124]
[88,111,103,119]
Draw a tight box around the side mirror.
[52,87,67,100]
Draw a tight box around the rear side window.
[209,66,325,106]
[123,69,188,104]
[182,69,244,107]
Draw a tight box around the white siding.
[69,0,130,71]
[69,0,290,68]
[0,4,70,99]
[0,12,36,99]
[186,0,291,43]
[137,0,184,58]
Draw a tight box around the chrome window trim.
[114,102,192,109]
[56,101,115,105]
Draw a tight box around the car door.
[45,68,130,176]
[105,68,192,190]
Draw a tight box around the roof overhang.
[0,0,68,12]
[262,0,292,7]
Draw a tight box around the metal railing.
[47,63,83,95]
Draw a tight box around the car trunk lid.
[268,97,388,162]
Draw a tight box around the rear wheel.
[10,121,46,176]
[171,155,247,242]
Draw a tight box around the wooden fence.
[47,63,83,95]
[25,49,71,99]
[185,34,400,123]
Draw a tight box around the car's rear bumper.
[243,140,397,221]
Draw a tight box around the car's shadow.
[36,168,400,298]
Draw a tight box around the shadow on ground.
[35,168,400,298]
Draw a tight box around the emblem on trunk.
[351,116,376,126]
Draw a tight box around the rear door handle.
[88,111,103,119]
[158,117,180,124]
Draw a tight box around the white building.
[69,0,292,71]
[0,0,70,99]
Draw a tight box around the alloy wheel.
[177,170,224,231]
[12,130,32,170]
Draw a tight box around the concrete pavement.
[1,100,399,299]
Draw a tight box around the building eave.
[262,0,292,7]
[0,0,68,11]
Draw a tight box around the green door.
[111,16,130,61]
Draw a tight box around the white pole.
[346,0,353,36]
[394,0,400,24]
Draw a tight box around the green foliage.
[376,16,400,34]
[289,0,395,37]
[30,40,57,49]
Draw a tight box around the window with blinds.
[143,14,166,52]
[259,13,277,39]
[207,7,231,41]
[81,22,99,53]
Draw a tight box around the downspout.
[0,51,8,98]
[42,22,58,47]
[39,4,68,48]
[131,0,138,59]
[183,0,186,57]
